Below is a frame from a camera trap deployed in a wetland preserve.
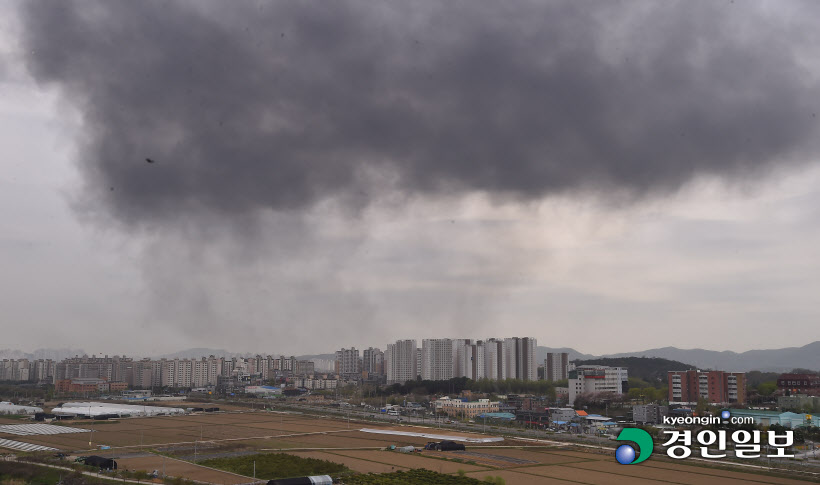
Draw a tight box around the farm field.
[287,451,409,474]
[0,409,816,484]
[115,454,250,484]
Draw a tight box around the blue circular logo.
[721,410,730,420]
[615,444,636,464]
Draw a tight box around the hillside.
[603,341,820,372]
[574,356,694,386]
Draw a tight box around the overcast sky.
[1,1,819,357]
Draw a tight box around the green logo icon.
[615,428,654,464]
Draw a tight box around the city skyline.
[2,1,820,356]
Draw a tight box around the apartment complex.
[668,370,746,404]
[384,337,537,385]
[0,359,55,383]
[568,365,628,404]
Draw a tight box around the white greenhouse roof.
[52,401,186,417]
[0,402,43,415]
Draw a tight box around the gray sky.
[1,1,819,357]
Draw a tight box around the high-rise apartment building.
[422,339,453,381]
[484,339,503,380]
[362,347,384,376]
[335,348,361,379]
[451,339,472,378]
[545,352,569,381]
[668,370,745,404]
[385,340,417,384]
[463,341,486,380]
[500,337,537,381]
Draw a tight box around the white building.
[434,397,500,418]
[483,339,503,380]
[245,385,282,396]
[422,339,454,381]
[293,378,337,390]
[568,365,628,404]
[385,340,418,384]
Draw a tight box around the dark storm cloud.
[18,0,820,226]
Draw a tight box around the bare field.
[330,449,489,473]
[116,455,250,484]
[465,469,570,484]
[286,451,408,474]
[1,411,816,485]
[464,447,593,465]
[640,461,815,485]
[523,465,669,485]
[565,460,805,485]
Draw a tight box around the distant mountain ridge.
[536,341,819,372]
[3,342,817,373]
[153,348,274,359]
[0,348,86,361]
[600,341,820,372]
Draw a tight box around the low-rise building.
[245,385,282,396]
[292,378,337,390]
[56,378,125,394]
[633,404,669,424]
[777,394,820,412]
[434,397,499,419]
[777,374,820,396]
[728,409,809,428]
[122,390,152,399]
[549,407,578,423]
